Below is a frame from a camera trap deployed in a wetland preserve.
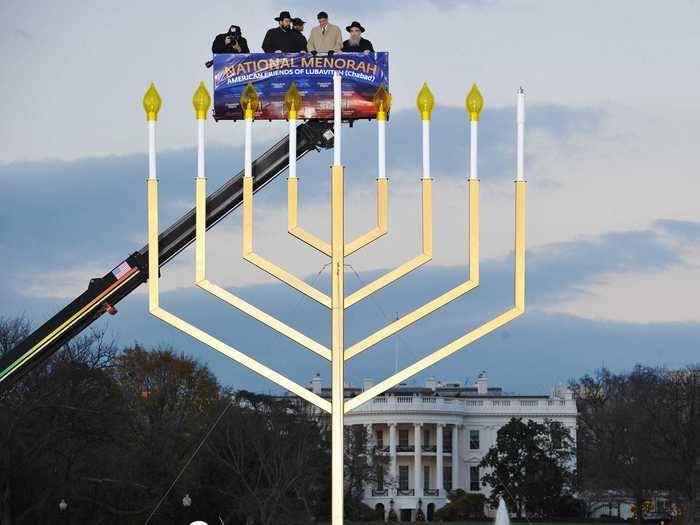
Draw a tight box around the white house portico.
[308,372,578,522]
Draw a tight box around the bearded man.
[262,11,296,53]
[341,21,374,54]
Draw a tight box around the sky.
[1,0,699,399]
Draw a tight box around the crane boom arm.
[0,121,334,391]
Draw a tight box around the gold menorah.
[142,74,526,525]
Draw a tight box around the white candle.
[422,120,430,179]
[148,120,156,180]
[245,117,253,179]
[289,117,297,179]
[333,72,341,166]
[516,87,525,181]
[469,120,478,180]
[197,119,205,179]
[378,119,386,179]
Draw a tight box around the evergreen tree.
[479,417,575,518]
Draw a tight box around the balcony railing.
[396,445,414,452]
[397,489,415,496]
[374,445,389,454]
[372,488,389,496]
[348,395,577,414]
[422,445,437,452]
[423,488,440,497]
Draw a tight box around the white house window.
[469,429,480,450]
[399,429,409,448]
[376,466,384,490]
[469,466,480,492]
[399,465,409,490]
[443,428,452,452]
[443,466,452,491]
[423,428,431,446]
[423,465,430,489]
[376,430,384,449]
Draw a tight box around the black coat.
[212,33,250,54]
[262,27,296,53]
[342,38,374,53]
[290,30,307,52]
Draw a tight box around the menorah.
[142,72,526,524]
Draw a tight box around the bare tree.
[0,318,127,525]
[648,366,700,525]
[572,366,700,523]
[344,424,389,521]
[206,392,329,525]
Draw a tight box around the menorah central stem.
[331,164,345,525]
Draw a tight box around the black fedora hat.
[275,11,292,21]
[346,21,365,32]
[292,17,305,25]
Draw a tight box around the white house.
[307,371,578,522]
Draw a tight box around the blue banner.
[213,52,389,120]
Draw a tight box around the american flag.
[111,261,132,280]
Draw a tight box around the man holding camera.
[211,25,250,54]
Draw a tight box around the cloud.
[2,195,698,396]
[13,259,696,399]
[0,102,601,295]
[282,0,491,18]
[524,228,683,305]
[653,219,700,244]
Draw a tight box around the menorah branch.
[344,180,525,413]
[344,178,433,308]
[194,178,331,361]
[345,179,480,360]
[146,179,331,412]
[287,177,332,256]
[344,177,389,256]
[242,176,332,308]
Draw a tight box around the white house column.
[389,423,397,490]
[451,424,459,490]
[365,424,373,498]
[436,423,444,495]
[414,423,422,496]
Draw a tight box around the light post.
[182,493,192,524]
[59,498,68,524]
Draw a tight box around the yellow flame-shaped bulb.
[192,81,211,121]
[416,83,435,121]
[143,83,162,121]
[466,84,484,122]
[284,82,303,119]
[240,82,260,120]
[373,84,392,121]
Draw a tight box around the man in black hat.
[342,21,374,54]
[262,11,295,53]
[290,17,308,52]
